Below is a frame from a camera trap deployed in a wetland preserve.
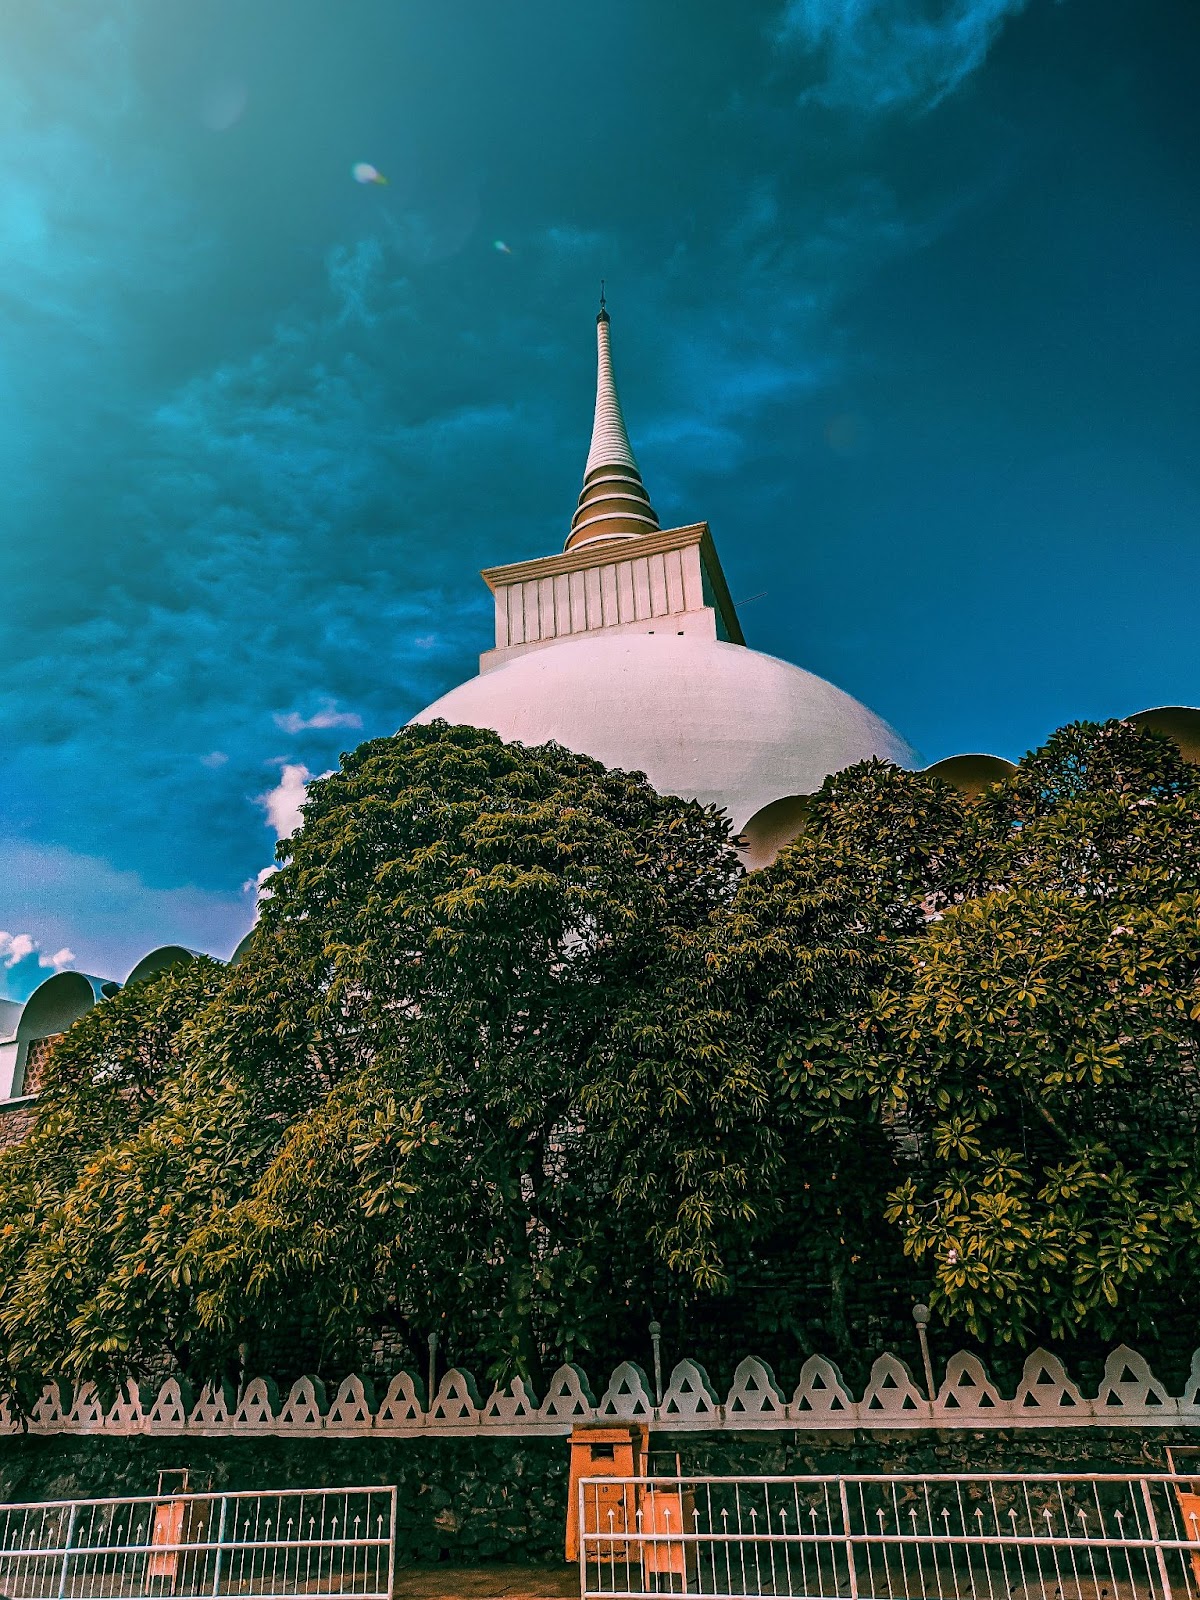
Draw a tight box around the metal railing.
[0,1485,396,1600]
[578,1473,1200,1600]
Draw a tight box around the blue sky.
[1,0,1198,996]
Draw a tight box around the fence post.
[56,1501,78,1600]
[577,1477,589,1600]
[1140,1477,1174,1600]
[386,1489,397,1600]
[210,1496,228,1599]
[838,1477,859,1600]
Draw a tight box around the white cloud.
[0,932,75,976]
[242,864,279,908]
[776,0,1030,112]
[200,750,228,768]
[258,763,313,839]
[0,932,37,969]
[273,698,363,736]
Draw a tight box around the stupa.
[413,296,914,864]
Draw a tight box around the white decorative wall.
[7,1345,1198,1439]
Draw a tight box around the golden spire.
[565,294,660,552]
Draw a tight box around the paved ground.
[392,1565,578,1600]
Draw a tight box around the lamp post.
[912,1303,936,1402]
[649,1319,663,1408]
[427,1330,439,1407]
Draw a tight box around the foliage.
[0,958,258,1389]
[0,716,1197,1392]
[884,723,1200,1343]
[0,724,752,1389]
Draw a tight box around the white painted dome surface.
[411,633,914,829]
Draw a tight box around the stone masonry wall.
[0,1427,1190,1568]
[0,1100,34,1150]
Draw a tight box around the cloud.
[273,699,364,736]
[0,932,70,975]
[775,0,1031,111]
[242,864,279,909]
[0,932,37,969]
[200,751,229,768]
[258,763,314,840]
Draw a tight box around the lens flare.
[493,239,512,254]
[352,162,388,186]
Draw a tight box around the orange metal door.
[149,1500,186,1582]
[639,1483,696,1589]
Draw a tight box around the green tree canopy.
[0,724,756,1388]
[0,716,1196,1396]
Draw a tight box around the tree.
[0,722,759,1388]
[691,760,968,1360]
[190,722,761,1381]
[885,722,1200,1348]
[0,957,251,1389]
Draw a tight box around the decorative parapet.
[8,1344,1200,1439]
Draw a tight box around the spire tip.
[566,287,658,551]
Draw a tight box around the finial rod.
[599,279,606,311]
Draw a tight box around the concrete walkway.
[393,1566,578,1600]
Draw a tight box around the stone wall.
[0,1098,34,1151]
[0,1433,568,1565]
[0,1426,1189,1568]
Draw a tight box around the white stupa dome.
[412,631,913,830]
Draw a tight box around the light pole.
[649,1319,663,1408]
[427,1329,439,1406]
[912,1303,937,1402]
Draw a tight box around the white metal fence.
[578,1473,1200,1600]
[0,1485,396,1600]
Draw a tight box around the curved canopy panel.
[924,753,1017,798]
[1127,706,1200,765]
[125,945,206,986]
[16,971,117,1043]
[739,795,812,871]
[230,929,256,965]
[0,998,23,1042]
